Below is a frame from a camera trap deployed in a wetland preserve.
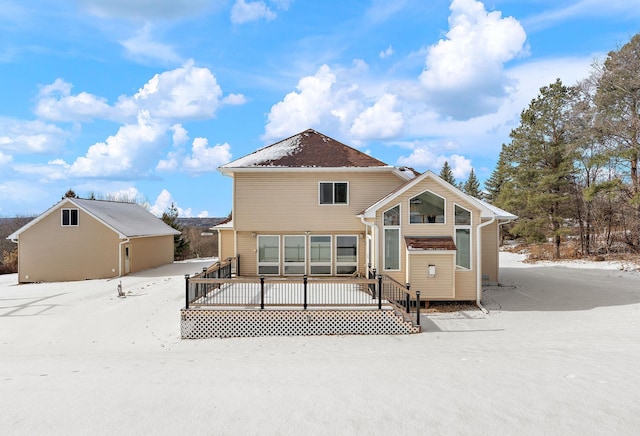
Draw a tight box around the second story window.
[61,208,79,226]
[319,182,348,205]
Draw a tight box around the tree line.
[483,33,640,258]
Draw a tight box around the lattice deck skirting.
[180,308,421,339]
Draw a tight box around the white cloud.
[158,137,232,174]
[263,65,339,140]
[119,23,182,64]
[78,0,215,20]
[182,138,232,174]
[105,186,147,203]
[231,0,276,24]
[419,0,527,119]
[22,62,235,182]
[379,45,394,59]
[396,141,472,180]
[128,60,223,120]
[148,189,198,217]
[36,62,225,124]
[524,0,640,31]
[0,118,68,153]
[171,124,189,146]
[263,64,371,141]
[222,93,247,105]
[149,189,174,216]
[69,111,167,178]
[0,180,46,205]
[35,79,112,122]
[0,151,12,165]
[350,94,404,140]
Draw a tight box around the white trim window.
[409,190,445,224]
[61,208,79,226]
[319,182,348,205]
[383,205,401,271]
[258,235,280,275]
[335,235,358,275]
[309,235,332,275]
[454,204,472,269]
[284,235,306,275]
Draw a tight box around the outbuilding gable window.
[61,208,79,226]
[319,182,348,205]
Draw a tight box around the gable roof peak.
[220,129,389,170]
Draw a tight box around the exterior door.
[124,245,131,274]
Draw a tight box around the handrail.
[184,272,421,327]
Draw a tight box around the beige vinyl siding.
[372,178,482,298]
[128,235,174,273]
[237,231,257,276]
[18,206,120,282]
[481,220,499,284]
[218,228,235,261]
[233,171,403,232]
[408,252,455,299]
[454,270,476,300]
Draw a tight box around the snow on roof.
[220,129,390,170]
[221,135,301,168]
[477,199,518,220]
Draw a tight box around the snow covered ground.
[1,253,640,435]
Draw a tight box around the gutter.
[476,216,495,314]
[359,215,379,271]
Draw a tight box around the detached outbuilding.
[7,198,180,283]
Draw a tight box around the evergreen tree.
[594,33,640,248]
[503,79,578,258]
[462,168,482,198]
[63,189,78,199]
[161,202,190,260]
[439,161,456,185]
[484,145,510,204]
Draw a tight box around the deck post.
[260,275,265,310]
[185,274,190,309]
[303,275,308,310]
[405,283,411,314]
[377,275,383,310]
[371,268,377,299]
[416,290,421,326]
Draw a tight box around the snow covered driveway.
[1,254,639,435]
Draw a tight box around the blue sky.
[1,0,638,218]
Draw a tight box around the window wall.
[310,235,332,275]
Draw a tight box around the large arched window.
[409,191,445,224]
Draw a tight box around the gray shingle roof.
[72,198,180,238]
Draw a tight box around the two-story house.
[215,129,515,305]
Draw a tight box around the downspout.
[118,238,130,277]
[476,216,495,314]
[360,216,379,271]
